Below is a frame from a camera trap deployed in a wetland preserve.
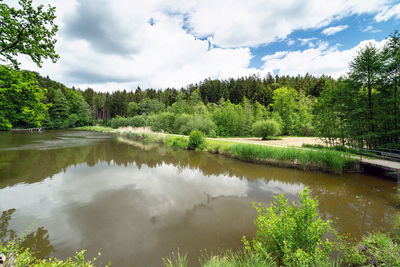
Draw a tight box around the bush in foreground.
[251,119,281,140]
[242,189,335,266]
[188,130,205,150]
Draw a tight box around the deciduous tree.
[0,0,59,68]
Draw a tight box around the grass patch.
[166,136,189,149]
[75,126,115,133]
[227,143,356,173]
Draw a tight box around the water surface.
[0,130,398,266]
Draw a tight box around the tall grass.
[163,251,188,267]
[117,127,167,143]
[200,250,277,267]
[227,144,356,173]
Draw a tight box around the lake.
[0,130,398,266]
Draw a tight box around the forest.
[1,31,399,149]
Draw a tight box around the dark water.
[0,130,398,266]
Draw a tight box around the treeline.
[81,74,328,120]
[0,65,91,130]
[314,31,400,149]
[103,87,313,139]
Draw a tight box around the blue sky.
[12,0,400,92]
[249,13,398,70]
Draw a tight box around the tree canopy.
[0,0,58,68]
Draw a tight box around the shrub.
[188,130,205,150]
[179,114,216,137]
[251,119,281,140]
[0,241,100,266]
[151,112,176,133]
[242,189,335,266]
[340,232,400,266]
[109,115,150,129]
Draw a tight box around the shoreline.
[78,126,359,174]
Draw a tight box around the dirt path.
[216,137,325,147]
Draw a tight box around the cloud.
[186,0,390,47]
[375,3,400,22]
[64,0,137,55]
[362,25,382,33]
[322,25,348,36]
[13,0,397,92]
[298,38,318,47]
[287,39,295,46]
[261,39,387,78]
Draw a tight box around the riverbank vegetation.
[164,189,400,267]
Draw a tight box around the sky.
[9,0,400,92]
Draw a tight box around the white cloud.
[322,25,348,36]
[298,38,318,47]
[287,39,295,46]
[362,25,382,33]
[261,39,387,78]
[11,0,396,91]
[187,0,390,47]
[375,3,400,22]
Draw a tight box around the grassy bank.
[79,126,358,174]
[76,126,115,133]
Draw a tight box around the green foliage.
[48,89,68,128]
[211,100,249,136]
[177,114,216,137]
[46,89,91,129]
[166,136,189,149]
[0,229,102,267]
[271,87,299,135]
[251,119,281,140]
[151,112,216,137]
[0,67,92,130]
[138,98,165,115]
[242,189,335,266]
[127,102,139,116]
[312,32,400,149]
[109,115,150,128]
[188,130,205,150]
[0,0,59,68]
[340,232,400,266]
[0,65,48,129]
